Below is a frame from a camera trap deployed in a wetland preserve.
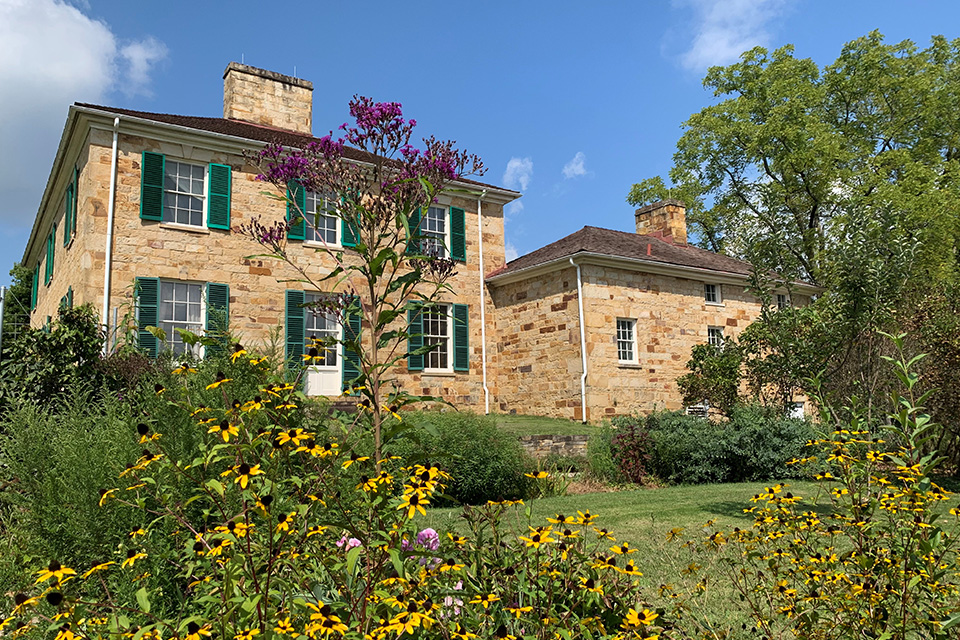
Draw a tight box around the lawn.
[493,413,599,436]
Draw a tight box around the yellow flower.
[547,513,573,525]
[225,462,263,489]
[275,511,297,533]
[208,420,239,443]
[81,561,116,579]
[580,576,604,594]
[98,488,118,507]
[205,371,232,390]
[342,453,370,469]
[594,527,615,540]
[121,550,147,569]
[470,594,499,609]
[307,525,328,538]
[54,624,76,640]
[611,542,637,555]
[172,363,197,375]
[398,492,428,518]
[506,605,532,619]
[35,561,76,584]
[274,618,294,636]
[616,559,643,576]
[129,528,146,538]
[525,471,549,479]
[230,344,248,363]
[184,623,212,640]
[622,608,658,629]
[448,533,467,546]
[241,396,264,412]
[519,526,555,549]
[234,628,260,640]
[577,510,598,525]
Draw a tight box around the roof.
[74,103,515,194]
[487,226,757,280]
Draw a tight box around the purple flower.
[336,534,361,550]
[416,528,440,551]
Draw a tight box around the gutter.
[570,258,588,423]
[101,116,120,354]
[476,190,490,414]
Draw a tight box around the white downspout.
[101,116,120,355]
[570,257,587,423]
[476,189,490,414]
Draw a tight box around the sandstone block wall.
[31,129,506,414]
[489,266,583,420]
[223,63,313,135]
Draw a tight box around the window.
[159,280,204,356]
[776,294,790,310]
[303,292,340,367]
[420,206,449,258]
[305,191,339,245]
[788,401,805,419]
[707,326,724,347]
[704,283,721,304]
[616,318,636,363]
[163,160,206,226]
[422,304,452,371]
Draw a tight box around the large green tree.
[629,31,960,291]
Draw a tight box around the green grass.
[493,413,598,437]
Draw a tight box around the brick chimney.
[634,199,687,245]
[223,63,313,135]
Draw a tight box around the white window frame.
[158,279,205,357]
[422,303,452,372]
[616,318,637,363]
[707,326,724,348]
[788,401,805,419]
[420,206,449,258]
[304,191,340,247]
[162,159,208,228]
[303,292,341,368]
[704,283,722,305]
[776,293,790,310]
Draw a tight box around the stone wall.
[222,63,313,135]
[31,128,507,414]
[489,266,583,420]
[518,434,589,459]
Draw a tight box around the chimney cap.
[223,62,313,91]
[634,198,686,218]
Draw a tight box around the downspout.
[476,189,489,414]
[101,116,120,355]
[570,257,587,423]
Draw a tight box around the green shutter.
[140,152,164,221]
[67,286,73,310]
[207,164,232,230]
[452,303,469,372]
[407,304,423,371]
[136,277,160,358]
[287,180,306,240]
[342,297,362,393]
[405,207,421,256]
[71,165,79,238]
[341,211,358,248]
[45,227,55,284]
[205,282,230,356]
[285,289,305,374]
[63,181,73,247]
[30,264,38,311]
[450,206,466,262]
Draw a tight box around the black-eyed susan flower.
[398,492,428,518]
[208,419,239,443]
[273,618,294,636]
[35,560,76,584]
[579,576,604,594]
[505,605,532,619]
[275,512,297,533]
[448,533,467,546]
[616,559,642,576]
[173,363,196,375]
[611,542,637,555]
[342,453,370,469]
[307,525,328,538]
[241,396,264,412]
[120,549,147,569]
[226,462,263,489]
[621,608,658,629]
[519,526,555,549]
[577,510,598,525]
[233,628,259,640]
[437,557,464,572]
[205,371,232,390]
[184,622,212,640]
[54,624,76,640]
[451,623,477,640]
[12,593,39,613]
[526,471,549,480]
[98,488,118,507]
[230,343,248,363]
[547,513,572,525]
[81,561,115,579]
[469,594,499,609]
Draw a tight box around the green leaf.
[205,479,225,498]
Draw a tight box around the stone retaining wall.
[519,434,590,459]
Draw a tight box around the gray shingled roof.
[75,103,514,194]
[487,226,756,280]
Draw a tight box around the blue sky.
[1,0,958,287]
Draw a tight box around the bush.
[389,411,533,504]
[586,423,626,484]
[615,405,816,485]
[610,421,653,483]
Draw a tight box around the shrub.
[389,411,533,504]
[609,420,653,483]
[586,423,626,484]
[629,405,815,485]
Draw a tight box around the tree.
[243,96,484,463]
[1,263,33,358]
[628,31,960,291]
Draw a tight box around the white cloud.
[0,0,167,227]
[674,0,788,71]
[504,242,519,262]
[503,157,533,192]
[562,151,588,179]
[504,200,524,222]
[120,36,168,97]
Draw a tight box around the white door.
[302,301,342,396]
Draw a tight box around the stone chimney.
[634,199,687,245]
[223,63,313,135]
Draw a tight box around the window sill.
[160,223,211,235]
[618,362,643,369]
[422,370,457,378]
[304,240,343,250]
[705,301,725,308]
